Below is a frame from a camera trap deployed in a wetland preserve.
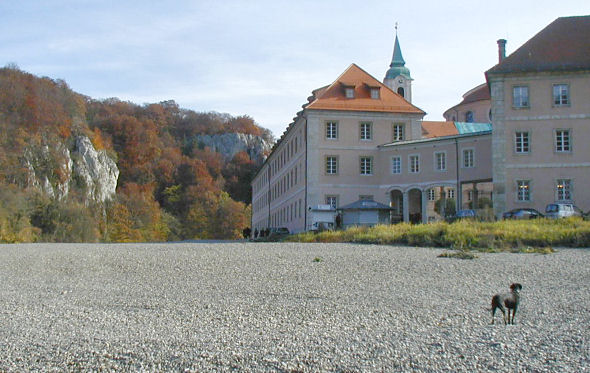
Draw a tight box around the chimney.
[497,39,507,63]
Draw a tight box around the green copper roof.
[455,122,492,134]
[385,35,411,79]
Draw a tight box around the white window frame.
[393,123,405,141]
[360,122,372,141]
[515,131,530,154]
[553,84,569,106]
[513,86,529,108]
[370,87,380,99]
[556,179,572,201]
[325,156,338,175]
[555,129,571,152]
[428,189,436,201]
[434,151,447,171]
[409,154,420,174]
[345,87,355,99]
[326,121,338,140]
[447,189,455,199]
[325,195,339,209]
[462,148,475,168]
[360,156,373,175]
[517,180,531,202]
[392,156,402,174]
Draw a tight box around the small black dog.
[491,283,522,325]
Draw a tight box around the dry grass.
[285,217,590,253]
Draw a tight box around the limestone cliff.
[24,136,119,204]
[195,133,273,164]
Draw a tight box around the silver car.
[545,203,583,219]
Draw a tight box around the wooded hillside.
[0,65,272,242]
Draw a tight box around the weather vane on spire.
[395,22,398,34]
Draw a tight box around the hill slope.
[0,65,273,242]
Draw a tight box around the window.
[397,87,405,98]
[392,156,401,174]
[326,156,338,175]
[435,152,446,171]
[360,122,372,140]
[513,86,529,108]
[326,121,338,139]
[553,84,569,106]
[555,130,571,152]
[463,149,474,168]
[556,179,572,201]
[409,155,420,173]
[517,180,530,201]
[345,87,355,98]
[448,189,455,199]
[393,123,405,141]
[465,111,474,123]
[515,132,529,153]
[467,190,473,201]
[360,157,373,175]
[370,87,380,99]
[325,195,338,209]
[359,195,374,201]
[428,189,436,201]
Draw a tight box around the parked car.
[502,208,544,220]
[267,227,290,239]
[545,203,583,219]
[447,209,476,222]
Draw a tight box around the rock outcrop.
[73,136,119,204]
[196,133,273,164]
[24,136,119,204]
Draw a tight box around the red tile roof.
[306,64,425,114]
[421,121,458,138]
[487,16,590,75]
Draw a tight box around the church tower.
[384,27,413,102]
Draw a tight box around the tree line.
[0,65,271,242]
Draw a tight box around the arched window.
[397,87,405,98]
[465,111,474,123]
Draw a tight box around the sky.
[1,1,588,138]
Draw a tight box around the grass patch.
[285,217,589,252]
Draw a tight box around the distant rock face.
[196,133,273,164]
[24,136,119,204]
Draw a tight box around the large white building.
[251,16,590,233]
[251,34,492,234]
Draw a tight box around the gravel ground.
[0,243,589,372]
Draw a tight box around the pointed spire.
[385,24,411,80]
[390,25,406,67]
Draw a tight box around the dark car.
[502,208,544,220]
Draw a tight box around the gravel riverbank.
[0,243,588,371]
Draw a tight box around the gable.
[306,64,425,115]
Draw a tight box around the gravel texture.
[0,242,589,372]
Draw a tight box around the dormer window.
[344,87,355,98]
[370,87,380,99]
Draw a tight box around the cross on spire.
[395,22,398,35]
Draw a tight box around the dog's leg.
[511,305,517,324]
